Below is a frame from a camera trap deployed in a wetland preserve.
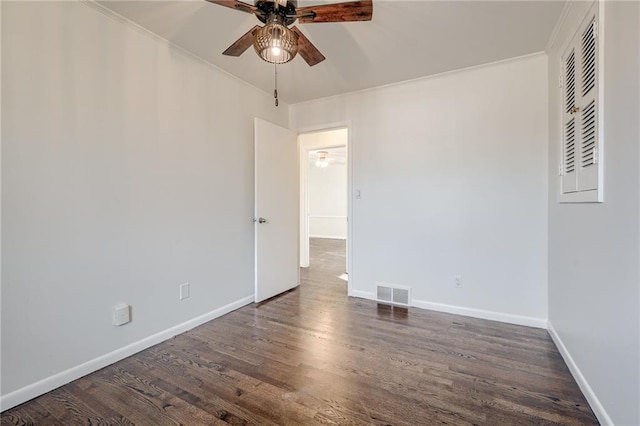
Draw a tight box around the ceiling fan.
[206,0,373,67]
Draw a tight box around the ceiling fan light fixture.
[315,151,329,168]
[253,18,298,64]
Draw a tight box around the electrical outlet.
[180,283,190,300]
[454,275,463,288]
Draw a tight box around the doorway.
[299,127,351,293]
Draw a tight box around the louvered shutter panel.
[577,17,598,191]
[559,9,600,202]
[561,48,577,193]
[563,118,577,191]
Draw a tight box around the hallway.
[300,237,347,288]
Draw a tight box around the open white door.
[254,118,299,303]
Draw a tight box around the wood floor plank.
[0,400,56,426]
[1,238,599,425]
[32,387,106,425]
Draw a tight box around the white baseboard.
[547,321,613,426]
[412,299,547,329]
[351,289,375,300]
[350,291,546,329]
[0,295,254,412]
[309,235,347,240]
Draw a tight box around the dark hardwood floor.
[2,238,598,425]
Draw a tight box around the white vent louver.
[376,283,411,307]
[565,50,576,113]
[581,100,597,167]
[564,118,576,174]
[581,19,597,96]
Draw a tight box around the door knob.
[258,217,267,224]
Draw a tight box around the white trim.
[295,121,353,135]
[81,1,279,105]
[351,290,375,300]
[546,0,579,52]
[350,292,546,329]
[412,299,547,329]
[0,295,254,412]
[558,189,601,203]
[547,321,614,426]
[309,215,347,219]
[291,52,546,107]
[596,0,605,201]
[299,141,310,268]
[346,124,353,287]
[309,235,347,240]
[0,1,3,403]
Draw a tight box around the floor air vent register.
[376,283,411,308]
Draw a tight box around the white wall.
[1,1,287,407]
[308,153,347,239]
[547,2,640,425]
[290,54,549,326]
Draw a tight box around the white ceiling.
[96,0,565,104]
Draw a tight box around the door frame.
[297,121,353,297]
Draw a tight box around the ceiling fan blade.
[223,25,260,56]
[291,26,325,66]
[296,0,372,23]
[205,0,258,15]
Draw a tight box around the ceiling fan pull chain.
[274,63,279,107]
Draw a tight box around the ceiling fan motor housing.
[255,0,298,25]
